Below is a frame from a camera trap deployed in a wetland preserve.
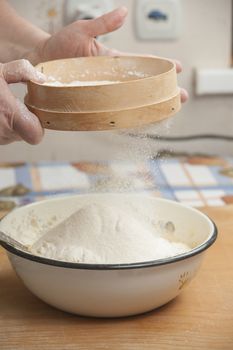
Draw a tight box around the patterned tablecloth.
[1,155,233,209]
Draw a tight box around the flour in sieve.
[42,80,120,86]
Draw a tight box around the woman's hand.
[0,7,188,146]
[0,59,45,145]
[29,7,128,63]
[28,7,188,103]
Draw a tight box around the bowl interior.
[35,56,174,84]
[0,194,214,251]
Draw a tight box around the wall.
[1,0,232,162]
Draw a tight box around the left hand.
[28,7,188,103]
[0,59,45,145]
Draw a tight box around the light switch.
[135,0,181,40]
[64,0,115,43]
[64,0,114,24]
[196,69,233,95]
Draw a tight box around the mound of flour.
[31,203,190,264]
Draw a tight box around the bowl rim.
[0,196,218,270]
[31,55,175,88]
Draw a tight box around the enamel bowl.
[0,194,217,318]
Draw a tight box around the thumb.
[13,99,44,145]
[83,6,128,37]
[0,59,46,84]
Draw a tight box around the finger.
[13,99,44,145]
[0,59,46,84]
[0,79,42,145]
[0,121,22,145]
[173,59,182,73]
[105,50,183,74]
[180,88,189,103]
[83,6,128,37]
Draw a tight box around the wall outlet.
[135,0,181,40]
[196,69,233,95]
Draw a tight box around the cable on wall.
[129,134,233,142]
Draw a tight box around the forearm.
[0,0,50,63]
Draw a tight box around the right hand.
[0,59,45,145]
[28,7,188,104]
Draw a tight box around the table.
[0,204,233,350]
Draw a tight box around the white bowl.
[0,194,217,318]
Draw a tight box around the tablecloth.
[1,155,233,208]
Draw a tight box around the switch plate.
[135,0,181,40]
[196,69,233,95]
[64,0,114,24]
[64,0,115,43]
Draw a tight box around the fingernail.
[117,6,128,17]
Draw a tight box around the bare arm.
[0,0,49,63]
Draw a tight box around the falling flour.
[31,202,190,264]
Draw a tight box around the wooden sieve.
[25,56,181,131]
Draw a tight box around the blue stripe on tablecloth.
[161,158,180,164]
[149,160,167,187]
[149,159,176,200]
[151,184,233,192]
[36,161,70,167]
[159,188,176,200]
[14,165,33,189]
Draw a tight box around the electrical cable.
[129,133,233,142]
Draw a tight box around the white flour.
[31,202,190,264]
[43,80,120,86]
